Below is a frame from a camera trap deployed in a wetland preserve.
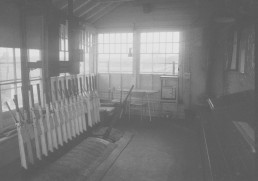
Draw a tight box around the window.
[80,31,92,74]
[28,49,42,104]
[0,48,23,112]
[0,48,42,113]
[140,32,180,75]
[98,33,133,73]
[28,49,41,80]
[59,21,69,61]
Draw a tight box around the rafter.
[89,2,122,23]
[74,0,91,12]
[84,3,113,20]
[77,2,101,17]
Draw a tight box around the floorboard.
[101,117,204,181]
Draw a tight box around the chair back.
[130,91,147,104]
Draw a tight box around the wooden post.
[19,1,30,120]
[254,22,258,168]
[68,0,74,64]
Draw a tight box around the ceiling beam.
[60,0,69,9]
[77,2,101,17]
[84,3,113,20]
[74,0,91,12]
[89,2,122,23]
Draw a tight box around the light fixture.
[128,48,133,57]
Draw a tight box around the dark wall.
[0,3,20,48]
[208,24,255,97]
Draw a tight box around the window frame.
[0,47,43,133]
[59,21,69,62]
[139,31,180,75]
[97,32,133,74]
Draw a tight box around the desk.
[118,89,158,121]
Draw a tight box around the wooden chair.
[129,91,149,121]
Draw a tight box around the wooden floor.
[0,116,204,181]
[100,117,204,181]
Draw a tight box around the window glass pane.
[0,64,14,81]
[172,43,179,53]
[61,39,65,50]
[153,43,159,53]
[160,32,166,42]
[30,80,40,104]
[98,62,108,73]
[164,63,173,74]
[153,32,159,42]
[167,32,173,42]
[140,31,180,75]
[153,63,164,73]
[128,33,133,43]
[0,47,13,63]
[166,54,178,63]
[17,84,23,108]
[160,43,166,53]
[109,54,120,72]
[141,33,146,43]
[104,34,109,43]
[128,43,133,50]
[140,63,152,73]
[85,53,90,73]
[146,33,153,43]
[174,63,178,74]
[109,44,115,53]
[121,44,127,53]
[98,34,103,43]
[110,34,115,43]
[30,69,41,79]
[103,44,109,53]
[121,54,132,73]
[121,33,127,43]
[16,63,21,79]
[146,44,152,53]
[166,43,173,53]
[65,39,68,51]
[98,54,109,62]
[115,33,121,43]
[97,32,133,74]
[60,52,64,61]
[98,44,103,53]
[140,54,152,64]
[140,44,146,53]
[65,52,69,61]
[153,54,165,64]
[173,32,180,42]
[80,61,84,74]
[15,49,21,63]
[28,49,40,62]
[115,44,121,53]
[1,85,16,111]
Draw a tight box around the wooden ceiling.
[52,0,194,24]
[51,0,258,24]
